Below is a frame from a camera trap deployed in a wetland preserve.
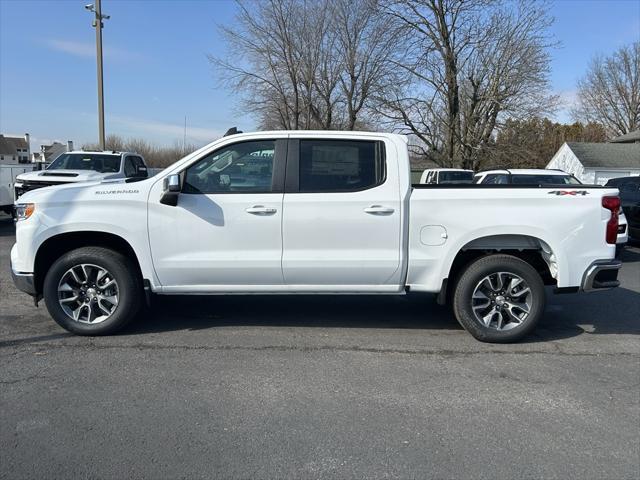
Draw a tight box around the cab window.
[183,140,275,194]
[124,157,136,177]
[483,174,509,184]
[298,140,385,192]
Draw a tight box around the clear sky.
[1,0,638,149]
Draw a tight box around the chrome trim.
[581,259,622,292]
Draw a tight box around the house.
[32,140,74,164]
[546,131,640,185]
[0,133,31,164]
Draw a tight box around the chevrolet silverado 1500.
[11,131,622,342]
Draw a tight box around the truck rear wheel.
[452,254,545,343]
[43,247,142,335]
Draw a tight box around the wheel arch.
[33,231,143,295]
[438,234,557,305]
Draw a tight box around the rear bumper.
[581,259,622,292]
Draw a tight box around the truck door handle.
[364,205,395,215]
[246,205,277,215]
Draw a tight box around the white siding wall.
[546,143,640,184]
[588,168,640,185]
[546,143,587,181]
[0,154,19,165]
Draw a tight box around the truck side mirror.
[160,174,181,206]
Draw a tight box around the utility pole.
[85,2,110,150]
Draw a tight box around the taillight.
[602,196,620,245]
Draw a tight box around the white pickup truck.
[10,131,622,342]
[14,150,148,200]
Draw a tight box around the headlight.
[15,203,35,221]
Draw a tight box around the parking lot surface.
[1,213,639,479]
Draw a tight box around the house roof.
[610,130,640,144]
[42,142,64,154]
[40,142,68,161]
[566,142,640,169]
[0,134,27,155]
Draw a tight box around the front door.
[148,138,287,290]
[281,137,402,288]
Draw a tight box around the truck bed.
[406,184,618,292]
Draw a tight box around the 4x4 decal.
[548,190,590,196]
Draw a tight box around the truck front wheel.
[43,247,142,335]
[452,254,545,343]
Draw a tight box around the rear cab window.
[298,139,386,193]
[124,157,136,177]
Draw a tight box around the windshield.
[439,171,474,183]
[511,174,581,185]
[48,153,121,173]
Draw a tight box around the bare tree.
[572,42,640,137]
[379,0,557,168]
[332,0,401,130]
[210,0,304,129]
[211,0,399,130]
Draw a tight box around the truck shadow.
[128,293,461,333]
[125,287,640,342]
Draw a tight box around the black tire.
[452,254,545,343]
[43,246,142,335]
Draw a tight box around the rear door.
[281,136,402,288]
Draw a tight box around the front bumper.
[10,260,37,296]
[581,259,622,292]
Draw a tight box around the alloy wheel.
[57,263,119,324]
[471,272,532,331]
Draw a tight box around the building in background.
[0,134,30,164]
[609,130,640,144]
[31,141,73,165]
[546,131,640,184]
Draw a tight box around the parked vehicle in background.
[473,168,581,185]
[14,151,148,200]
[606,176,640,241]
[11,131,623,343]
[0,164,35,215]
[473,168,628,251]
[419,168,474,184]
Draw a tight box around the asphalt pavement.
[1,213,638,479]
